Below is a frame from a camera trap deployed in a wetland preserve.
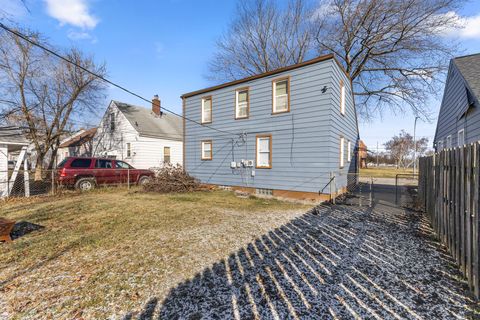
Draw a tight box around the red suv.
[57,157,154,191]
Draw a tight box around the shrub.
[142,164,202,193]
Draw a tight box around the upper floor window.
[340,136,345,168]
[164,146,171,163]
[272,77,290,114]
[110,113,115,131]
[256,135,272,168]
[235,88,249,119]
[458,129,465,147]
[201,96,212,124]
[201,140,212,160]
[446,135,452,148]
[340,80,346,115]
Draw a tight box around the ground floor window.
[256,135,272,168]
[340,136,345,168]
[201,140,212,160]
[458,129,465,147]
[164,146,171,163]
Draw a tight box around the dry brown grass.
[0,188,310,319]
[360,166,415,178]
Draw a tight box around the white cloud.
[44,0,98,29]
[67,30,97,43]
[440,11,480,39]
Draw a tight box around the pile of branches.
[142,164,202,193]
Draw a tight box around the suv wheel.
[75,177,96,191]
[138,176,151,186]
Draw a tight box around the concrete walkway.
[152,201,478,319]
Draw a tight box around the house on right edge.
[434,53,480,151]
[181,54,360,201]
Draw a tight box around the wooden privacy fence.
[418,143,480,299]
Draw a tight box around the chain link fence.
[0,169,148,199]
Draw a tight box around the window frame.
[340,79,346,116]
[110,113,115,131]
[458,129,465,147]
[164,146,171,164]
[235,87,250,120]
[340,136,345,168]
[201,96,213,124]
[255,134,272,169]
[347,140,351,162]
[446,135,452,148]
[126,142,131,158]
[201,140,213,160]
[437,140,444,151]
[272,76,291,115]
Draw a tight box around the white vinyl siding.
[340,137,345,168]
[201,97,212,123]
[256,135,271,168]
[235,89,249,119]
[273,78,289,113]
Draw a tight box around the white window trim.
[272,78,290,114]
[235,88,249,119]
[201,141,212,160]
[347,140,351,162]
[340,80,346,115]
[256,135,272,168]
[340,137,345,168]
[126,142,131,158]
[437,140,443,151]
[446,135,452,148]
[201,97,212,124]
[458,129,465,147]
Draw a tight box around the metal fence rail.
[418,144,480,299]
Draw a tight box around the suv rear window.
[70,159,92,168]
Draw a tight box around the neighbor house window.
[340,137,345,168]
[235,88,249,119]
[340,80,346,115]
[201,96,212,124]
[201,140,212,160]
[446,135,452,148]
[256,135,272,168]
[110,113,115,131]
[437,140,443,151]
[272,77,290,114]
[126,143,131,157]
[164,146,171,163]
[458,129,465,147]
[347,140,351,162]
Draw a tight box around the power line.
[0,22,236,137]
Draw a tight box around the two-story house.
[181,54,359,201]
[434,53,480,150]
[93,96,183,169]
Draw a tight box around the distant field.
[360,166,415,178]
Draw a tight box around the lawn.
[360,166,415,178]
[0,188,309,319]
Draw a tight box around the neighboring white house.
[0,127,29,197]
[92,96,183,169]
[56,128,97,164]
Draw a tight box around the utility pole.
[376,142,379,167]
[413,116,420,175]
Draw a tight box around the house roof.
[0,127,29,145]
[59,128,97,148]
[181,53,344,99]
[453,53,480,101]
[113,101,183,141]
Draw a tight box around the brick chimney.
[152,95,161,116]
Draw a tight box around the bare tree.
[384,130,428,168]
[311,0,465,119]
[0,28,107,180]
[207,0,312,82]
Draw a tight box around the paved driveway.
[154,201,478,319]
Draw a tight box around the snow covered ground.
[155,202,479,319]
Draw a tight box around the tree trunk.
[34,154,44,181]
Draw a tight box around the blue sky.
[3,0,480,150]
